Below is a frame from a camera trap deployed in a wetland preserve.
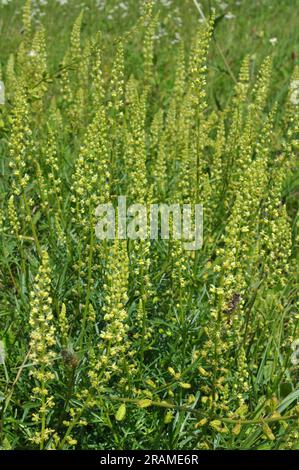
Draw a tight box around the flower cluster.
[0,0,297,451]
[29,250,56,448]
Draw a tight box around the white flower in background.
[269,37,278,46]
[28,49,38,57]
[290,80,299,105]
[160,0,173,7]
[225,12,236,19]
[171,32,181,45]
[175,12,183,27]
[0,81,4,105]
[119,2,128,11]
[219,2,228,10]
[154,23,167,41]
[291,339,299,365]
[0,340,5,365]
[96,0,106,10]
[56,0,68,5]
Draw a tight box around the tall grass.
[0,0,298,450]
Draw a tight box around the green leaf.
[279,382,293,399]
[278,389,299,413]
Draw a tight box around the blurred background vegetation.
[1,0,298,230]
[1,0,299,103]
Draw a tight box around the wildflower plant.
[0,0,298,451]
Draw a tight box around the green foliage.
[0,0,298,451]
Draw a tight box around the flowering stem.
[109,396,296,425]
[192,0,238,84]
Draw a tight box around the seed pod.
[138,399,152,408]
[115,403,126,422]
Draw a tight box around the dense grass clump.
[0,0,298,450]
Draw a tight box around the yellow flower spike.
[141,0,156,87]
[91,34,105,110]
[174,42,186,106]
[88,238,131,390]
[59,303,69,347]
[29,250,56,449]
[70,11,84,65]
[109,42,125,120]
[8,195,21,239]
[22,0,32,47]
